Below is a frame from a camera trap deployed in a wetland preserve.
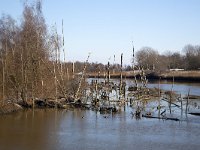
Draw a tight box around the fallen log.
[188,112,200,116]
[161,98,180,108]
[183,95,200,100]
[142,114,179,121]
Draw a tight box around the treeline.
[72,43,200,74]
[69,61,122,73]
[135,45,200,72]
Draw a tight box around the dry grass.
[161,71,200,78]
[87,71,139,78]
[88,70,200,79]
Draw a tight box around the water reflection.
[0,108,200,150]
[1,109,53,150]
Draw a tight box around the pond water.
[146,80,200,96]
[0,80,200,150]
[0,108,200,150]
[101,78,200,96]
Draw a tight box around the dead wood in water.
[188,113,200,116]
[183,95,200,100]
[142,114,180,121]
[161,98,180,108]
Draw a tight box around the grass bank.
[88,70,200,82]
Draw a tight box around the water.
[0,108,200,150]
[90,78,200,96]
[0,80,200,150]
[146,80,200,96]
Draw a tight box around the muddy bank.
[0,97,116,115]
[0,97,83,115]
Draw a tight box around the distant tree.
[168,52,184,69]
[124,65,132,71]
[182,44,200,70]
[136,47,159,70]
[156,54,169,72]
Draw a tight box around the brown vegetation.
[0,1,80,108]
[161,71,200,78]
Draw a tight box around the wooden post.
[169,94,172,114]
[123,84,126,99]
[62,20,66,77]
[107,61,110,83]
[113,55,115,74]
[169,75,174,114]
[180,94,183,116]
[186,89,190,114]
[72,62,74,79]
[130,98,133,106]
[95,80,98,101]
[120,53,123,98]
[158,77,161,117]
[98,70,100,83]
[131,42,135,76]
[104,65,107,84]
[131,43,138,89]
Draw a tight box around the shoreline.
[87,71,200,82]
[1,71,200,115]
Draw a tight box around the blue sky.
[1,0,200,65]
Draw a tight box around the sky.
[0,0,200,65]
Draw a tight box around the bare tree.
[183,44,200,70]
[136,47,159,70]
